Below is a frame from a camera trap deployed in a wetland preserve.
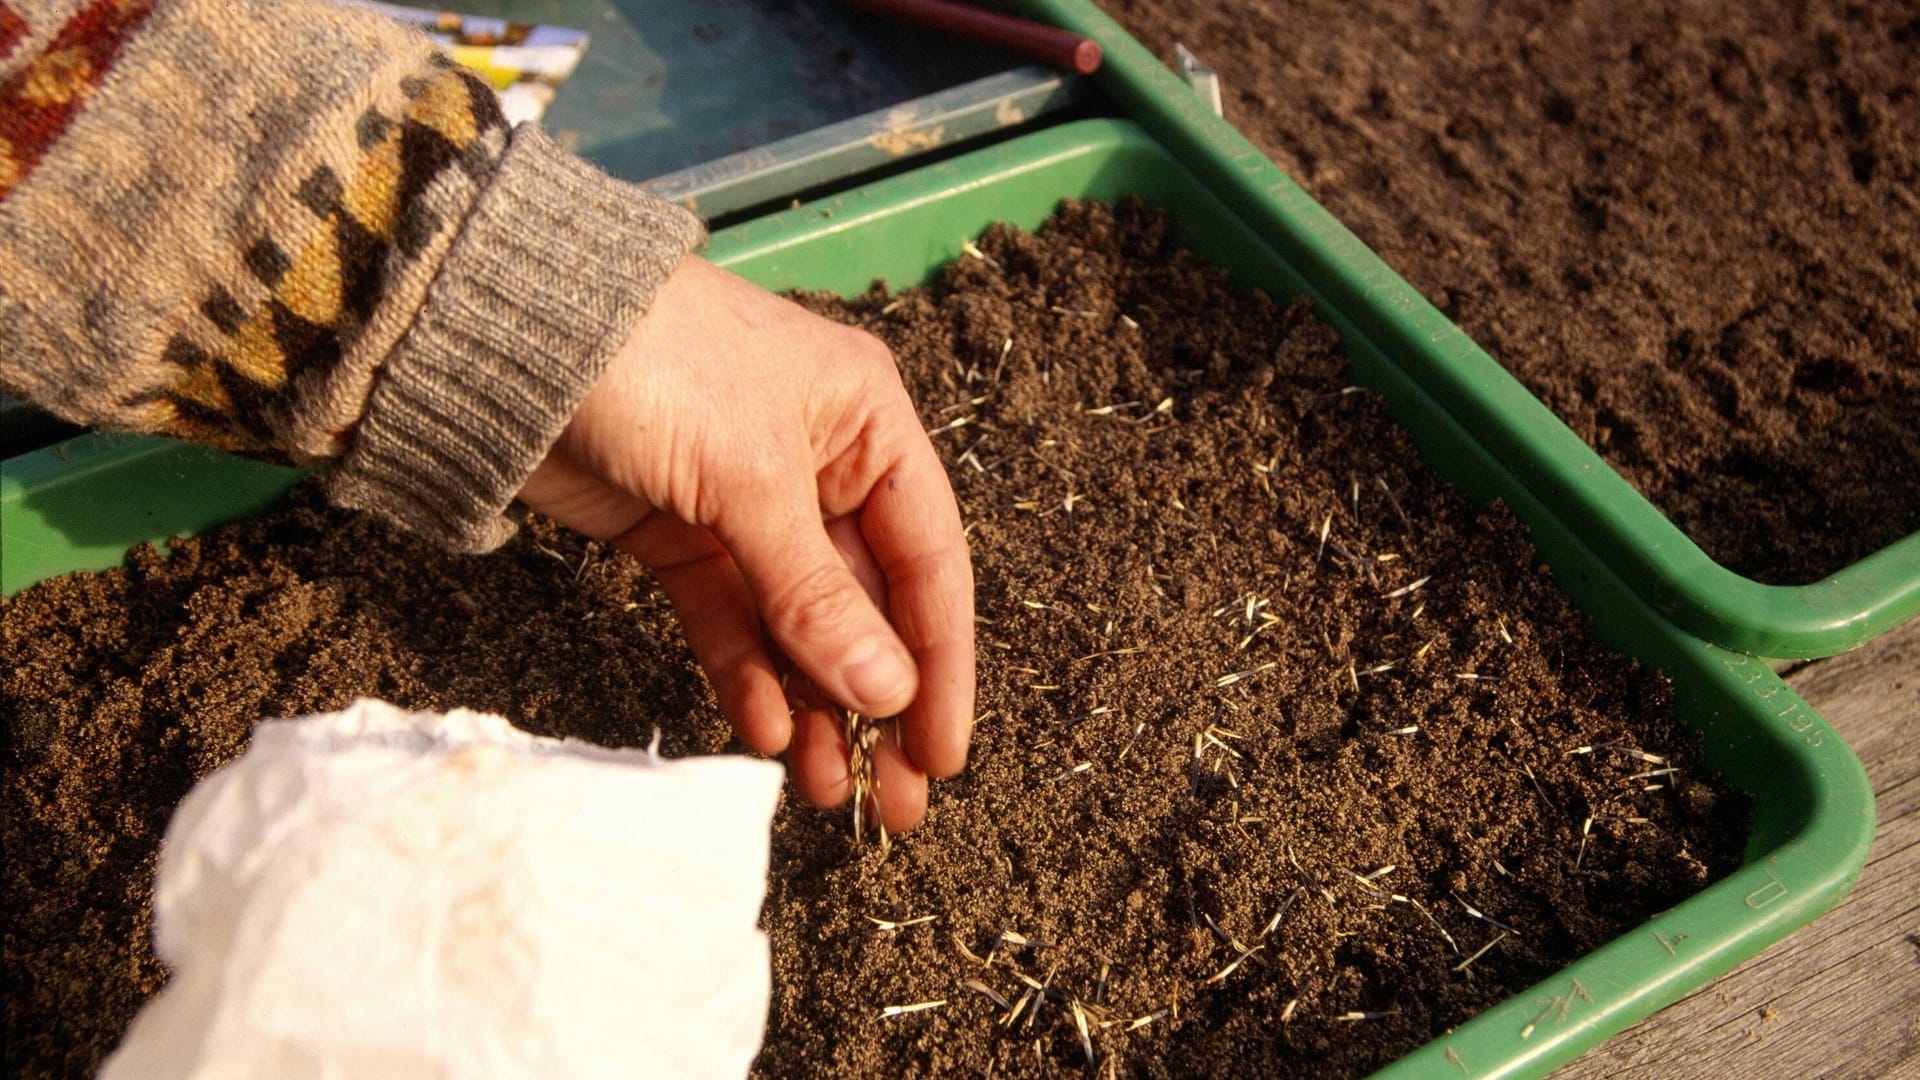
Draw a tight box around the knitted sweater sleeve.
[0,0,705,551]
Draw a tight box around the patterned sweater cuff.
[324,124,705,552]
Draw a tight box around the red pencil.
[832,0,1103,75]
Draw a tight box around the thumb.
[716,488,919,719]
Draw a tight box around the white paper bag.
[101,699,784,1080]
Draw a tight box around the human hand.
[516,255,975,832]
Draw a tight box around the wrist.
[327,125,706,550]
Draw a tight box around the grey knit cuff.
[326,124,706,552]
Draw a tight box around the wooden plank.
[1556,618,1920,1079]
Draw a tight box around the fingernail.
[843,639,910,711]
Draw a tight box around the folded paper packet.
[100,699,784,1080]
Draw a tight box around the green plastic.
[0,119,1875,1078]
[1,433,301,594]
[1004,0,1919,660]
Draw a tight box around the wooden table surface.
[1556,618,1920,1080]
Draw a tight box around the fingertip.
[788,709,927,833]
[917,736,971,780]
[901,655,975,779]
[724,667,794,756]
[873,730,929,833]
[903,723,970,779]
[842,637,919,718]
[736,709,792,758]
[850,445,975,778]
[786,706,851,809]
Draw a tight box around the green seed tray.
[1008,0,1918,661]
[0,117,1875,1079]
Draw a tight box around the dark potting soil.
[1,201,1746,1079]
[1101,0,1920,584]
